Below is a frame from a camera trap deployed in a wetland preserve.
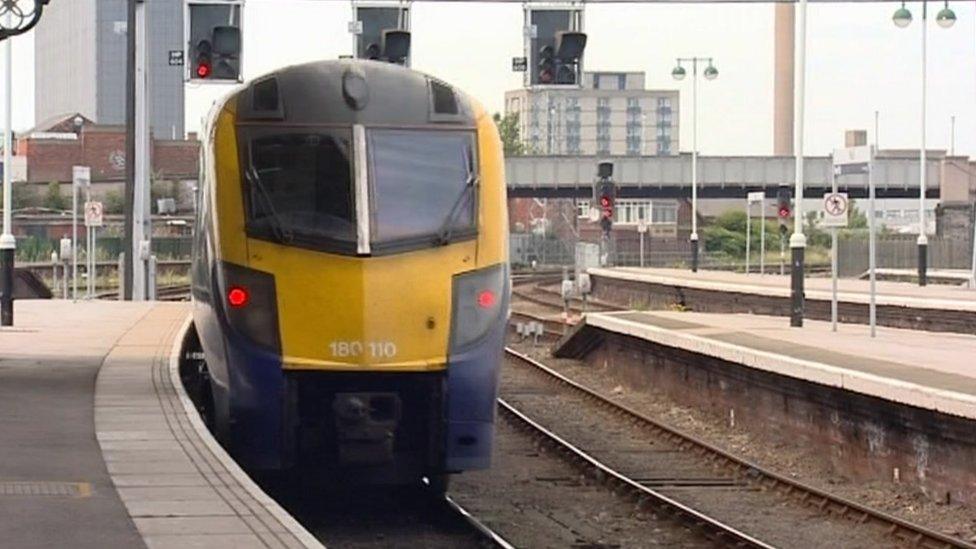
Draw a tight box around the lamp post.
[892,0,956,287]
[672,57,718,273]
[1,0,51,327]
[790,0,808,327]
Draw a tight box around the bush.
[103,190,124,214]
[11,181,38,210]
[43,181,67,211]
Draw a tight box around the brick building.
[13,113,199,212]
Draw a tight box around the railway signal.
[777,186,792,234]
[596,162,615,234]
[351,4,412,66]
[186,2,243,82]
[526,6,586,87]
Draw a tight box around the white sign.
[832,146,872,166]
[84,201,104,227]
[822,192,849,228]
[747,191,765,203]
[72,166,91,188]
[637,220,648,233]
[348,20,363,34]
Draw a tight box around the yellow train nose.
[247,238,477,371]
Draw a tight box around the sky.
[3,0,974,158]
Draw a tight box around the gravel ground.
[507,339,976,544]
[450,417,712,548]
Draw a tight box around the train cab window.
[367,129,477,249]
[242,129,355,250]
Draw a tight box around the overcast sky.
[3,0,974,158]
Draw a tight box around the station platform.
[586,267,976,334]
[569,310,976,420]
[0,301,319,549]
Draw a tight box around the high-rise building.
[34,0,185,138]
[504,71,679,156]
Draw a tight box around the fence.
[838,236,974,277]
[15,235,194,263]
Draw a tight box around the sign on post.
[512,56,527,72]
[747,191,765,203]
[84,201,104,227]
[72,166,91,188]
[168,50,184,66]
[822,192,849,228]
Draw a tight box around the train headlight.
[450,264,507,351]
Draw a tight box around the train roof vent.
[429,79,459,116]
[252,77,280,112]
[241,77,284,120]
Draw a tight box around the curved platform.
[0,301,321,549]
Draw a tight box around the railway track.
[252,473,515,548]
[95,283,191,301]
[501,347,976,549]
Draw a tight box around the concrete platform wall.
[584,329,976,506]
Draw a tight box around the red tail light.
[227,286,249,308]
[477,289,497,309]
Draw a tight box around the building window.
[617,74,626,90]
[576,199,591,218]
[652,201,678,224]
[657,139,671,155]
[614,200,652,225]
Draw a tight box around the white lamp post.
[672,57,718,273]
[893,0,956,286]
[1,1,52,326]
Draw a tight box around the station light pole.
[1,0,51,326]
[892,0,957,287]
[672,57,718,273]
[790,0,807,327]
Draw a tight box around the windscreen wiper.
[245,165,294,244]
[436,149,478,246]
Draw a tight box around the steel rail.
[443,495,518,549]
[497,397,775,548]
[504,347,976,549]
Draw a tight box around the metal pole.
[746,199,751,274]
[917,0,928,287]
[72,179,78,301]
[830,157,837,332]
[690,59,699,273]
[760,198,766,274]
[869,147,877,337]
[789,0,808,327]
[639,229,645,268]
[123,0,136,300]
[0,17,13,326]
[874,110,880,151]
[132,0,151,300]
[950,115,955,156]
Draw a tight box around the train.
[185,59,509,491]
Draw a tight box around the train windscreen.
[367,129,478,247]
[243,128,356,250]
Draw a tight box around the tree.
[43,181,67,211]
[492,112,525,157]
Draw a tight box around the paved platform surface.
[0,301,320,549]
[585,310,976,420]
[590,267,976,311]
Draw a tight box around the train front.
[195,60,509,484]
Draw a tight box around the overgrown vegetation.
[42,181,67,211]
[492,112,525,157]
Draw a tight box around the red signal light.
[227,286,249,308]
[600,196,611,208]
[196,61,212,79]
[778,206,791,218]
[477,289,497,309]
